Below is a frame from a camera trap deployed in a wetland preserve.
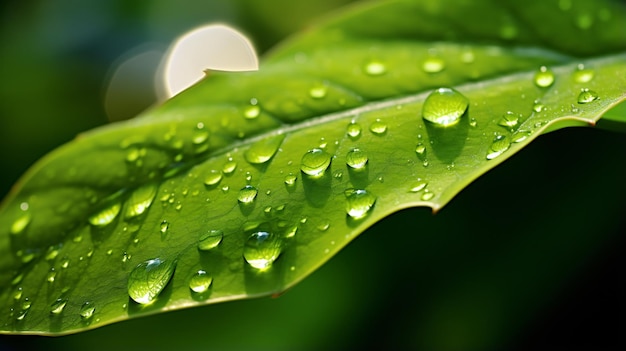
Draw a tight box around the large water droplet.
[203,170,223,187]
[577,89,599,104]
[79,301,95,319]
[364,60,386,76]
[486,135,511,160]
[534,66,554,88]
[125,183,158,219]
[198,229,223,251]
[88,201,121,227]
[422,87,469,127]
[346,122,362,139]
[345,189,376,219]
[243,231,283,270]
[10,202,31,235]
[422,56,445,73]
[346,148,368,169]
[300,148,331,177]
[238,185,258,203]
[369,119,387,135]
[50,298,68,315]
[127,258,176,305]
[189,270,213,293]
[244,134,284,164]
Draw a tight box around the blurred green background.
[0,1,624,350]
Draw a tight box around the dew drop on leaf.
[238,185,258,203]
[244,102,260,119]
[88,201,121,227]
[198,229,224,251]
[189,270,212,293]
[409,179,428,193]
[369,119,387,135]
[300,148,331,177]
[364,60,386,76]
[512,130,532,143]
[79,301,95,319]
[203,170,223,186]
[127,258,176,305]
[486,135,511,160]
[222,159,237,174]
[243,231,283,270]
[573,64,594,83]
[124,183,158,219]
[422,87,469,126]
[284,173,297,187]
[345,189,376,219]
[422,56,445,73]
[421,189,435,201]
[346,148,368,169]
[244,134,284,164]
[498,111,520,129]
[50,298,68,315]
[10,202,31,235]
[577,89,599,104]
[346,121,362,139]
[533,66,555,88]
[160,220,169,234]
[309,84,328,99]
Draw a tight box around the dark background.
[0,1,624,350]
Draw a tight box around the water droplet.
[160,220,169,234]
[203,170,223,186]
[309,84,327,99]
[533,102,545,113]
[10,202,31,235]
[498,111,520,130]
[422,57,445,73]
[469,118,477,127]
[127,258,176,305]
[284,173,297,186]
[88,201,121,227]
[243,231,283,270]
[364,60,386,76]
[238,185,258,203]
[486,135,511,160]
[573,64,594,83]
[511,130,532,143]
[300,148,331,177]
[244,134,284,164]
[244,104,260,119]
[79,301,95,319]
[60,257,70,269]
[284,225,298,238]
[222,159,237,174]
[577,89,599,104]
[125,183,158,219]
[47,268,57,283]
[346,148,368,169]
[421,189,435,201]
[534,66,554,88]
[192,130,209,146]
[415,143,427,157]
[409,179,428,193]
[345,189,376,219]
[317,221,330,232]
[198,229,223,251]
[346,122,362,139]
[460,50,475,64]
[50,298,68,315]
[369,119,387,135]
[422,87,469,127]
[189,270,213,293]
[13,287,23,300]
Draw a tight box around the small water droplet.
[238,185,258,203]
[533,102,545,113]
[160,220,169,235]
[421,189,435,201]
[188,270,213,293]
[284,225,298,238]
[422,56,445,73]
[511,130,532,143]
[300,148,331,177]
[409,179,428,193]
[203,170,223,186]
[47,268,57,283]
[10,203,31,235]
[577,88,599,104]
[415,143,427,157]
[346,122,362,139]
[498,111,520,129]
[50,298,68,315]
[125,183,158,219]
[346,148,368,169]
[364,60,386,76]
[573,64,594,83]
[422,87,469,127]
[244,102,260,119]
[284,173,297,187]
[369,119,387,135]
[13,287,23,300]
[244,134,284,164]
[127,258,176,305]
[345,189,376,219]
[486,135,511,160]
[60,257,70,269]
[243,231,283,270]
[309,84,328,99]
[534,66,554,88]
[222,159,237,174]
[469,118,477,127]
[79,301,95,319]
[198,229,224,251]
[88,201,121,227]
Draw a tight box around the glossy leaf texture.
[1,0,625,335]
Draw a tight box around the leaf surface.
[1,0,625,334]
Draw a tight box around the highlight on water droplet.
[198,229,224,251]
[511,130,532,143]
[363,60,386,76]
[533,66,554,88]
[498,111,520,130]
[189,270,213,293]
[422,87,469,127]
[309,83,328,99]
[346,148,368,170]
[422,56,445,73]
[222,158,238,174]
[10,202,31,235]
[346,121,362,139]
[284,173,297,187]
[244,134,284,164]
[80,301,95,319]
[344,188,376,219]
[300,148,331,177]
[409,179,428,193]
[573,64,594,83]
[203,170,223,187]
[125,183,158,219]
[243,231,283,270]
[238,185,258,204]
[88,201,122,227]
[50,298,68,315]
[577,88,599,104]
[369,119,387,135]
[421,189,435,201]
[486,135,511,160]
[127,258,176,305]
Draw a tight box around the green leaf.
[1,0,625,335]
